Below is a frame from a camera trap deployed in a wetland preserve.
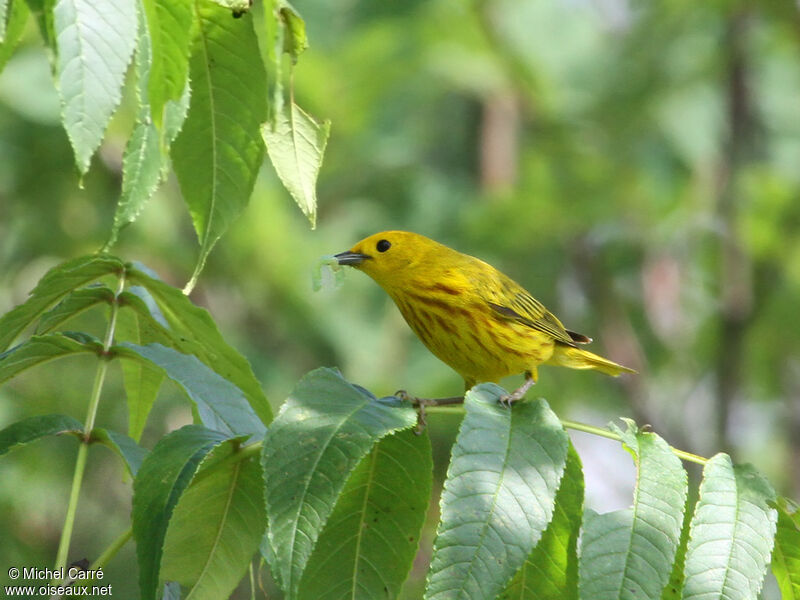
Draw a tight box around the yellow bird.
[335,231,634,401]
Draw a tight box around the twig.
[401,393,708,465]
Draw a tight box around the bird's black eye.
[376,239,391,253]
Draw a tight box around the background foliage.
[0,0,799,598]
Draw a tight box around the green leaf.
[172,1,266,285]
[0,0,9,41]
[298,428,433,600]
[681,454,777,600]
[115,342,266,440]
[160,81,190,158]
[0,332,102,385]
[501,443,584,600]
[53,0,137,173]
[161,439,265,600]
[111,116,162,244]
[659,490,693,600]
[278,1,306,62]
[132,425,231,600]
[114,288,164,442]
[262,101,330,229]
[578,420,688,600]
[89,428,148,477]
[262,368,417,597]
[24,0,55,50]
[0,0,28,73]
[773,496,800,600]
[142,0,192,129]
[262,0,307,125]
[425,385,569,600]
[0,255,124,351]
[0,414,83,456]
[263,0,283,123]
[124,268,272,425]
[210,0,250,15]
[105,6,191,251]
[35,286,114,334]
[110,56,163,247]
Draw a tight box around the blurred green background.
[1,0,798,597]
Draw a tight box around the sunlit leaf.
[141,0,192,129]
[0,0,9,41]
[105,3,190,250]
[24,0,55,50]
[501,443,584,600]
[53,0,137,173]
[0,0,28,73]
[773,496,800,600]
[262,102,330,228]
[425,386,569,600]
[262,368,416,597]
[681,454,777,600]
[210,0,250,15]
[578,420,687,600]
[658,491,692,600]
[263,0,282,123]
[278,1,306,62]
[106,118,162,247]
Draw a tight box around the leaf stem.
[556,419,708,465]
[54,271,127,575]
[184,267,201,296]
[410,395,709,466]
[189,440,262,486]
[91,527,133,570]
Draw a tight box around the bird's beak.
[334,251,371,266]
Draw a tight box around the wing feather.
[472,264,580,346]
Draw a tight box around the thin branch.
[54,271,127,578]
[404,394,709,465]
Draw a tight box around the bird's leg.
[499,370,537,406]
[395,390,465,433]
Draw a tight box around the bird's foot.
[395,389,428,434]
[498,377,536,407]
[395,390,465,433]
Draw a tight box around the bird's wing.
[476,267,582,346]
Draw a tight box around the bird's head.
[335,231,437,288]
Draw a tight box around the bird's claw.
[498,392,520,408]
[497,377,536,407]
[395,389,413,403]
[395,390,427,434]
[498,394,511,407]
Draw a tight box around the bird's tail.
[547,344,636,377]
